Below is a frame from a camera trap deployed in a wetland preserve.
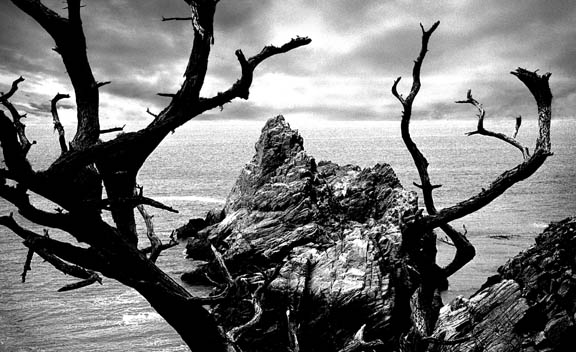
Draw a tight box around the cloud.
[0,0,574,125]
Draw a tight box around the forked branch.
[0,214,104,271]
[456,89,530,159]
[0,182,72,231]
[418,69,552,231]
[12,0,101,149]
[51,93,70,154]
[200,37,312,112]
[391,21,476,278]
[135,185,172,263]
[0,214,103,291]
[1,76,35,156]
[0,76,24,101]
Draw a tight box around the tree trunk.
[131,274,228,352]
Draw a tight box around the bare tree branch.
[1,77,35,156]
[146,108,158,118]
[391,21,476,278]
[2,101,35,156]
[0,214,104,274]
[456,89,530,159]
[99,125,125,134]
[0,109,33,176]
[162,16,193,21]
[96,195,179,213]
[58,272,102,292]
[136,204,162,262]
[51,93,70,154]
[198,37,312,115]
[21,247,34,283]
[0,182,73,231]
[417,68,553,231]
[0,76,24,101]
[512,116,522,139]
[11,0,101,149]
[157,93,177,98]
[96,81,111,88]
[134,185,166,263]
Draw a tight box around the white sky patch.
[24,77,70,98]
[99,92,154,124]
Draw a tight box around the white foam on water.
[153,195,225,204]
[121,312,162,326]
[532,222,549,229]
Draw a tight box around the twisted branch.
[0,214,103,290]
[51,92,70,154]
[418,69,552,231]
[391,21,475,278]
[0,76,24,101]
[456,89,530,159]
[199,37,312,113]
[0,182,73,231]
[1,77,35,156]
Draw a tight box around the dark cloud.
[0,1,574,122]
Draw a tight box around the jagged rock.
[429,217,576,352]
[175,208,225,239]
[182,116,425,351]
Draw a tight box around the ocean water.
[1,117,575,351]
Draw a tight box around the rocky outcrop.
[181,116,427,351]
[430,217,576,352]
[179,115,575,352]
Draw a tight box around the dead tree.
[391,22,553,350]
[0,1,309,351]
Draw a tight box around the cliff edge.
[430,217,576,352]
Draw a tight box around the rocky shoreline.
[177,116,575,351]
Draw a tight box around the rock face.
[430,217,576,352]
[182,116,424,351]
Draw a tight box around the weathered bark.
[50,93,70,154]
[390,22,553,351]
[0,3,556,351]
[1,1,309,351]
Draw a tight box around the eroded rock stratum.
[181,116,424,351]
[430,217,576,352]
[179,116,576,352]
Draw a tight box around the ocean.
[1,117,575,351]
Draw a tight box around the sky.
[0,0,575,126]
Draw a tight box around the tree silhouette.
[0,1,309,351]
[0,2,554,352]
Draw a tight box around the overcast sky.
[0,0,574,125]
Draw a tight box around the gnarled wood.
[457,89,530,159]
[50,92,70,154]
[1,1,310,351]
[392,21,475,283]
